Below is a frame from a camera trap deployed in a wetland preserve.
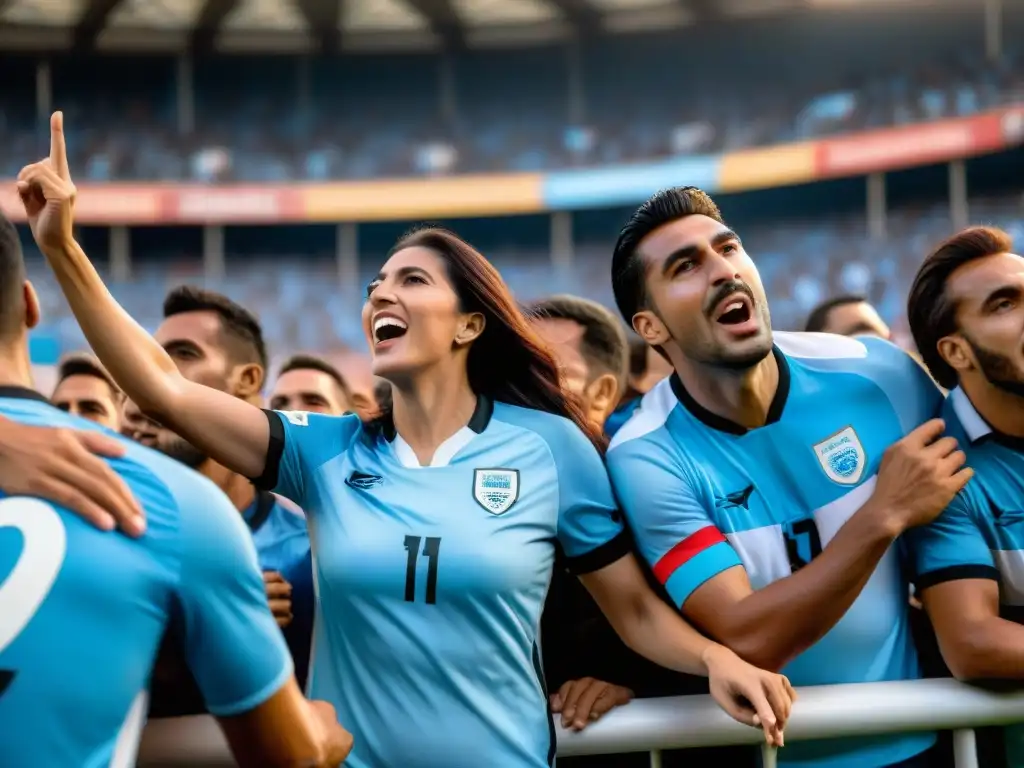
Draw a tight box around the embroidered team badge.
[812,426,866,485]
[473,469,519,515]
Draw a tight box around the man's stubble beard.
[966,335,1024,398]
[654,284,775,374]
[687,308,775,373]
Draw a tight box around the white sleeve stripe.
[109,691,148,768]
[607,378,677,452]
[773,331,868,360]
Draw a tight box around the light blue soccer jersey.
[244,490,310,578]
[908,387,1024,613]
[0,387,293,767]
[243,492,314,683]
[253,397,629,768]
[907,388,1024,767]
[606,333,942,768]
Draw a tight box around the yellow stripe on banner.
[301,173,546,222]
[717,143,818,193]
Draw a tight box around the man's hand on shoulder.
[867,418,972,535]
[0,418,144,535]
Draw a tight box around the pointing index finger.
[49,111,70,180]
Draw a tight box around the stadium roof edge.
[0,0,978,52]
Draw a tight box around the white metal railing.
[136,678,1024,768]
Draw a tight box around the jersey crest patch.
[473,469,519,515]
[813,426,866,485]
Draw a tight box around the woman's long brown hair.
[368,225,605,451]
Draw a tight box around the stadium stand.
[2,6,1024,181]
[0,2,1020,372]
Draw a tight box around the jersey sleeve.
[607,435,742,608]
[173,474,294,716]
[860,336,945,435]
[547,422,631,575]
[905,489,999,592]
[253,409,357,508]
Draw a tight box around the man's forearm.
[946,617,1024,681]
[717,501,899,671]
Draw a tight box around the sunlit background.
[1,0,1022,398]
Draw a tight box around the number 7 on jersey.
[403,535,441,604]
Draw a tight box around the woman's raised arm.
[18,112,272,483]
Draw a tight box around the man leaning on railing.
[604,186,971,768]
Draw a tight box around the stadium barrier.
[136,678,1024,768]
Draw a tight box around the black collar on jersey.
[244,490,277,534]
[381,394,494,442]
[956,394,1024,454]
[986,430,1024,454]
[0,385,49,404]
[669,345,791,436]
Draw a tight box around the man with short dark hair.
[605,186,971,768]
[270,354,352,416]
[159,285,268,396]
[906,226,1024,768]
[530,294,628,430]
[123,285,314,712]
[133,284,310,601]
[804,295,891,339]
[52,352,122,431]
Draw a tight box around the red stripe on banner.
[652,525,727,584]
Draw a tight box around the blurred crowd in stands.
[3,13,1024,182]
[17,192,1024,361]
[5,9,1024,368]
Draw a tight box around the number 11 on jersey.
[403,535,441,604]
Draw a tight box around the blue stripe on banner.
[542,155,722,210]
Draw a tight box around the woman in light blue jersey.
[17,120,795,767]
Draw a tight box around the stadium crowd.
[0,109,1023,768]
[19,194,1024,360]
[2,12,1024,181]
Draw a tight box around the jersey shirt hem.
[564,530,632,574]
[204,655,294,717]
[915,564,1000,592]
[252,409,286,491]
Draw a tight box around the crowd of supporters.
[2,10,1024,181]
